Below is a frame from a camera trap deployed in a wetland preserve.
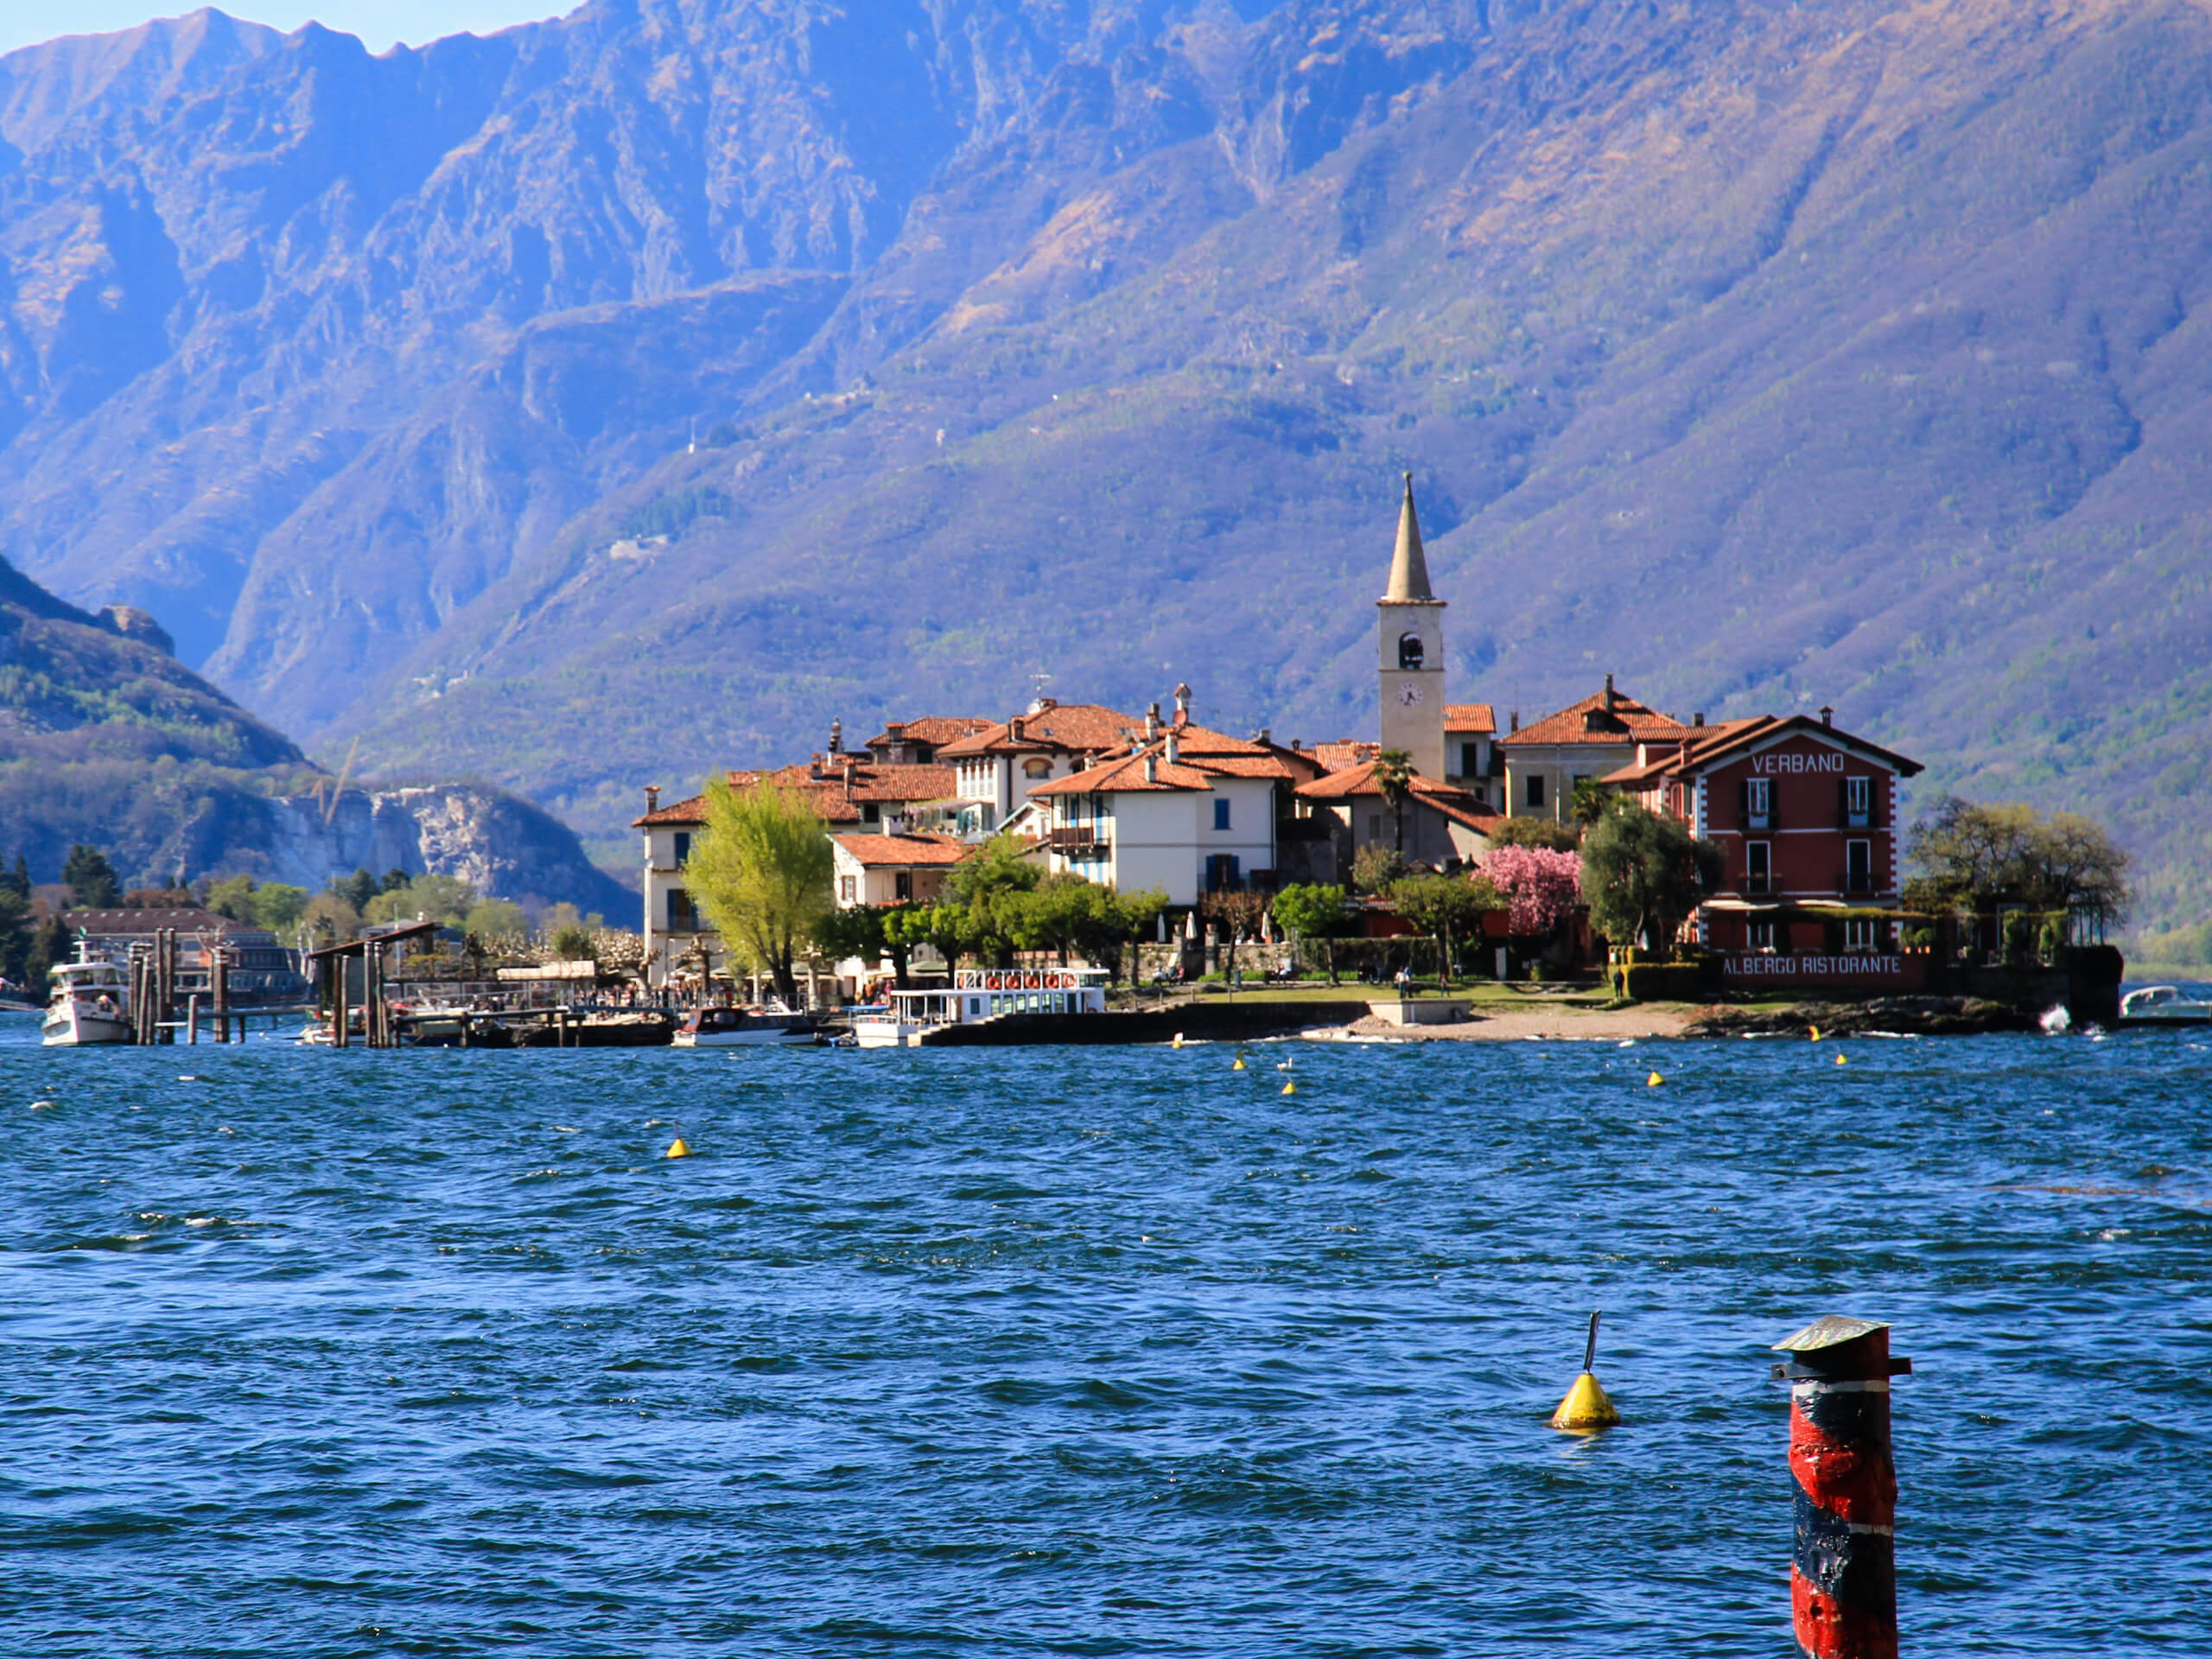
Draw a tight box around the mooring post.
[213,945,229,1043]
[187,993,200,1045]
[1771,1316,1912,1659]
[335,951,351,1050]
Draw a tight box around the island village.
[618,476,2117,1047]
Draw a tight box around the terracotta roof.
[1031,746,1219,795]
[865,715,991,748]
[1444,703,1497,734]
[1602,715,1923,784]
[1294,760,1500,823]
[1498,686,1690,747]
[937,702,1141,759]
[1310,740,1381,772]
[830,833,973,867]
[633,760,957,826]
[1254,740,1328,784]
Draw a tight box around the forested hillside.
[3,0,2208,925]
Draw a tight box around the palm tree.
[1376,748,1415,854]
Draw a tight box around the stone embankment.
[1686,996,2041,1038]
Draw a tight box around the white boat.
[671,1004,819,1046]
[2119,984,2212,1024]
[41,945,131,1046]
[852,967,1110,1048]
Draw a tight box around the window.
[667,887,696,930]
[1213,799,1231,831]
[838,874,856,904]
[1745,841,1771,895]
[1846,839,1872,894]
[1843,918,1878,953]
[672,831,691,865]
[1467,782,1487,807]
[1205,854,1242,891]
[1369,814,1384,841]
[1746,777,1771,830]
[895,871,913,901]
[861,803,880,823]
[1747,921,1775,952]
[1847,775,1872,829]
[1526,774,1547,809]
[1398,633,1425,671]
[1460,741,1482,776]
[1022,758,1052,779]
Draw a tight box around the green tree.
[1569,778,1612,827]
[381,868,412,893]
[25,914,68,989]
[1273,882,1349,983]
[0,877,29,986]
[1579,802,1723,956]
[816,903,913,987]
[0,857,29,901]
[685,776,834,1006]
[1090,887,1169,986]
[206,873,257,920]
[1488,816,1581,853]
[1011,874,1103,965]
[61,845,120,908]
[1908,796,2131,939]
[888,901,976,979]
[302,892,360,943]
[944,832,1039,966]
[1375,748,1414,854]
[251,883,309,931]
[365,874,477,926]
[1388,873,1500,988]
[1350,843,1407,894]
[463,899,528,940]
[333,868,378,913]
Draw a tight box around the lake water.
[2,1015,2206,1656]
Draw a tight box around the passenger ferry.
[671,1003,821,1046]
[852,967,1110,1048]
[41,944,131,1046]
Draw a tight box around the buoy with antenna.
[1171,1032,1185,1050]
[666,1136,691,1159]
[1280,1055,1296,1096]
[1549,1310,1622,1432]
[1231,1049,1247,1071]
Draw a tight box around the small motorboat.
[41,945,131,1046]
[2119,984,2212,1024]
[671,1004,819,1047]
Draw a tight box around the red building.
[1605,709,1924,988]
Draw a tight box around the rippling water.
[2,1014,2206,1656]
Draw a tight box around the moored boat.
[852,967,1109,1048]
[2119,984,2212,1024]
[41,945,131,1046]
[671,1004,819,1046]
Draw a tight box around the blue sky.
[0,3,571,58]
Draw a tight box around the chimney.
[1256,727,1271,746]
[1164,731,1180,766]
[886,721,906,743]
[1143,752,1159,785]
[1693,711,1705,728]
[645,784,661,813]
[1292,738,1303,752]
[1603,673,1617,712]
[828,718,843,754]
[1821,704,1834,728]
[1009,715,1026,742]
[1173,683,1192,724]
[1510,710,1520,733]
[1146,702,1161,740]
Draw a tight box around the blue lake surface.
[1,1014,2207,1656]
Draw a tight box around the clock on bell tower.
[1376,474,1446,778]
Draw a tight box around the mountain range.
[1,0,2207,927]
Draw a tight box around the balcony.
[1047,826,1108,857]
[1740,874,1774,897]
[1840,868,1878,896]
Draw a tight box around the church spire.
[1383,472,1434,601]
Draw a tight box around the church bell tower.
[1377,474,1446,778]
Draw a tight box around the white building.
[830,831,970,908]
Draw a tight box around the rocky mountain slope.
[0,554,630,913]
[3,0,2209,923]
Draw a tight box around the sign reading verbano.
[1749,751,1847,774]
[1723,954,1908,979]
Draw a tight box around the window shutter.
[1738,778,1750,830]
[1839,775,1850,828]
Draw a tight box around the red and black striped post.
[1771,1316,1912,1659]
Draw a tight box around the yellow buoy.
[1281,1079,1297,1096]
[1171,1033,1185,1049]
[1834,1052,1847,1066]
[1647,1070,1663,1087]
[1232,1052,1247,1071]
[666,1136,691,1159]
[1550,1312,1622,1432]
[1809,1025,1821,1042]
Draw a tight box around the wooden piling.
[187,993,200,1045]
[334,951,350,1049]
[213,945,229,1043]
[1772,1316,1911,1659]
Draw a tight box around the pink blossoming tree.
[1480,845,1583,937]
